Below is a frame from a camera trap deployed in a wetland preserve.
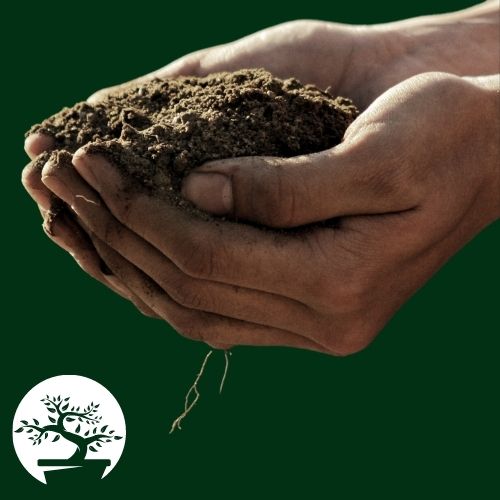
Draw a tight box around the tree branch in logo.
[15,395,123,463]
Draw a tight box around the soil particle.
[28,68,358,221]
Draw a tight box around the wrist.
[466,74,500,221]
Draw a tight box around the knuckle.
[358,149,406,197]
[320,277,370,314]
[176,233,221,280]
[324,321,377,357]
[171,281,211,311]
[169,309,206,342]
[101,217,122,246]
[173,309,230,347]
[111,196,133,224]
[377,162,420,205]
[342,135,421,206]
[255,166,297,227]
[332,336,373,357]
[231,160,298,227]
[180,247,215,279]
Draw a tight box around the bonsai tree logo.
[15,395,122,460]
[12,375,126,485]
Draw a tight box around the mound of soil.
[27,68,358,216]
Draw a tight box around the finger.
[39,204,158,318]
[41,154,332,344]
[40,206,128,299]
[108,279,161,319]
[36,153,157,317]
[71,150,327,301]
[23,153,67,238]
[92,236,331,354]
[23,137,158,320]
[43,153,368,353]
[22,153,56,211]
[24,133,54,160]
[181,145,420,228]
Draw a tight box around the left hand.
[39,72,500,355]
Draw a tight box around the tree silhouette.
[15,395,122,462]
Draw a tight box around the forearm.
[380,1,499,76]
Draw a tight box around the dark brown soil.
[28,68,358,219]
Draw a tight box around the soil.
[27,68,358,221]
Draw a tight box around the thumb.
[181,149,416,228]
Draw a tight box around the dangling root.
[170,350,213,433]
[170,349,233,433]
[219,350,232,394]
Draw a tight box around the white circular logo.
[12,375,126,484]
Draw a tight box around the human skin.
[23,2,500,354]
[33,72,500,355]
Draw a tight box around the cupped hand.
[19,19,411,326]
[21,8,499,350]
[38,72,499,354]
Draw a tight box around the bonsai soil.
[27,68,358,220]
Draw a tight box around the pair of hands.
[23,16,499,355]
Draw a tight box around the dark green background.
[2,0,498,498]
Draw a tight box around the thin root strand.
[75,194,100,205]
[219,350,232,394]
[170,350,213,433]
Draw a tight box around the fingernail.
[182,172,233,215]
